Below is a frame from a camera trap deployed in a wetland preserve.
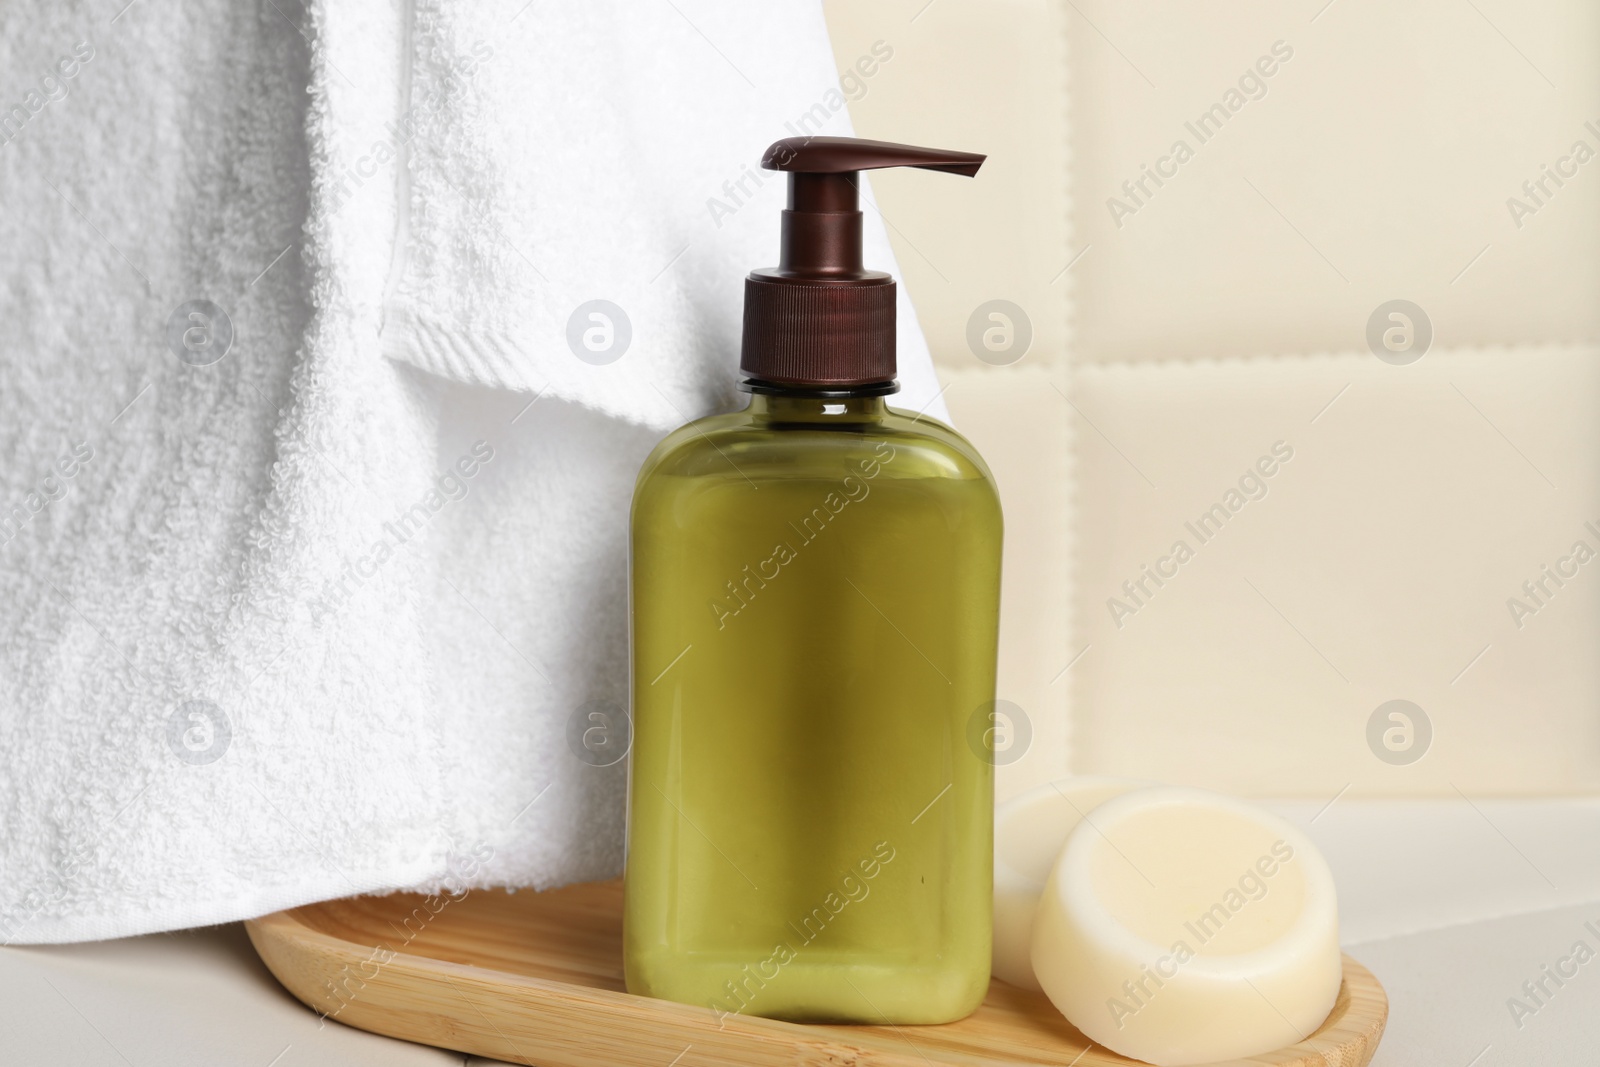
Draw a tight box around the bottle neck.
[746,392,889,424]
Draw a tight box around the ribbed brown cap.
[739,137,984,388]
[741,272,896,386]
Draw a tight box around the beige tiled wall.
[826,0,1600,798]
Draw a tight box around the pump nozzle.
[740,136,985,389]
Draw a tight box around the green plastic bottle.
[624,137,1002,1025]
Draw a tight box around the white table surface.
[4,799,1597,1066]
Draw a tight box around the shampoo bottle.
[624,137,1002,1024]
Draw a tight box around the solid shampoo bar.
[993,777,1146,989]
[1031,787,1341,1066]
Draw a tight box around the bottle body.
[623,392,1001,1024]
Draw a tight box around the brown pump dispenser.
[739,136,985,389]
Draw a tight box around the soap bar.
[1031,786,1341,1066]
[993,777,1147,989]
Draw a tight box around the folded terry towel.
[0,0,946,942]
[381,0,943,426]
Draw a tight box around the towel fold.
[381,0,943,427]
[0,0,946,943]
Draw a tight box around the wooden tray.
[245,879,1387,1067]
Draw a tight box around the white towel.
[0,0,946,943]
[381,0,943,426]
